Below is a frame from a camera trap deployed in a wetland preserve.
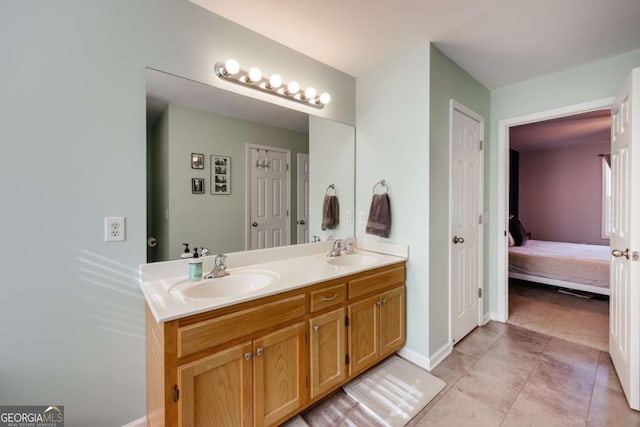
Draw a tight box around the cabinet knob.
[244,352,252,361]
[314,325,320,332]
[256,348,264,356]
[382,299,387,305]
[320,293,338,302]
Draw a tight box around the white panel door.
[249,147,290,250]
[296,153,310,244]
[450,102,484,345]
[610,68,640,411]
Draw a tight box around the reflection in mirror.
[146,69,354,262]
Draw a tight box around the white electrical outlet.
[105,217,126,242]
[346,210,353,224]
[359,211,366,225]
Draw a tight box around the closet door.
[609,67,640,411]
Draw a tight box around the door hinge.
[172,385,179,402]
[345,354,350,365]
[633,251,639,261]
[479,214,483,225]
[305,331,308,344]
[306,376,309,389]
[286,209,289,216]
[286,163,289,171]
[478,288,483,298]
[479,140,484,150]
[345,316,350,327]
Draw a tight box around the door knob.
[299,220,306,225]
[452,236,465,244]
[611,248,630,259]
[252,222,258,227]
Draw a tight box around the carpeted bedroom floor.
[508,279,609,352]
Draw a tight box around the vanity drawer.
[177,294,305,359]
[348,265,405,299]
[310,283,347,312]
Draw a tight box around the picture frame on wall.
[211,155,231,195]
[191,153,204,169]
[192,178,205,194]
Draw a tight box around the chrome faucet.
[327,240,343,258]
[205,254,228,279]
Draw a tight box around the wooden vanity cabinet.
[146,262,405,427]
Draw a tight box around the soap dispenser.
[189,248,203,281]
[180,243,192,259]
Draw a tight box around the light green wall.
[429,45,490,353]
[162,103,308,259]
[309,116,355,240]
[486,49,640,314]
[0,1,354,425]
[356,45,431,360]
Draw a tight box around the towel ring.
[372,180,387,194]
[325,184,336,196]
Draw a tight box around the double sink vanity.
[141,240,407,426]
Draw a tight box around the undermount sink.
[173,270,279,299]
[324,252,382,267]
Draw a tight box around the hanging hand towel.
[366,193,391,238]
[321,195,340,230]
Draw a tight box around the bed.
[508,239,610,295]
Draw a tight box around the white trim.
[482,311,492,325]
[448,100,485,346]
[495,97,614,322]
[509,272,610,296]
[121,416,146,427]
[245,143,292,249]
[396,342,452,372]
[396,347,430,370]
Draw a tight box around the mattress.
[508,240,610,289]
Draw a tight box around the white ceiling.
[190,0,640,89]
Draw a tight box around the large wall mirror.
[146,69,355,262]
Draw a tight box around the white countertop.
[140,240,407,323]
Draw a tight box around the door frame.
[495,97,613,321]
[296,153,310,244]
[448,99,485,347]
[245,143,292,250]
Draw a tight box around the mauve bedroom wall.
[518,141,610,246]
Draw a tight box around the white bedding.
[508,240,610,289]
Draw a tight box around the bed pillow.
[509,217,528,246]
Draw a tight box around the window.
[601,157,612,238]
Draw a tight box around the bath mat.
[343,356,446,427]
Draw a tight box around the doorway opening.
[496,98,613,350]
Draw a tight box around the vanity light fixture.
[214,59,331,109]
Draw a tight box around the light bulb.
[224,59,240,75]
[268,74,282,89]
[304,87,317,100]
[248,67,262,83]
[286,81,299,95]
[319,92,331,104]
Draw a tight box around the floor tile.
[413,388,504,427]
[454,327,502,359]
[502,392,587,427]
[481,320,510,336]
[587,384,640,426]
[595,351,623,392]
[452,367,524,415]
[429,350,476,392]
[544,337,600,375]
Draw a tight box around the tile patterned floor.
[290,322,640,427]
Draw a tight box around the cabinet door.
[309,307,346,399]
[379,287,406,358]
[254,322,306,427]
[348,295,379,376]
[178,341,253,427]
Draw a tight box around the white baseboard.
[483,312,492,325]
[488,312,500,322]
[122,416,146,427]
[427,342,452,370]
[396,347,430,371]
